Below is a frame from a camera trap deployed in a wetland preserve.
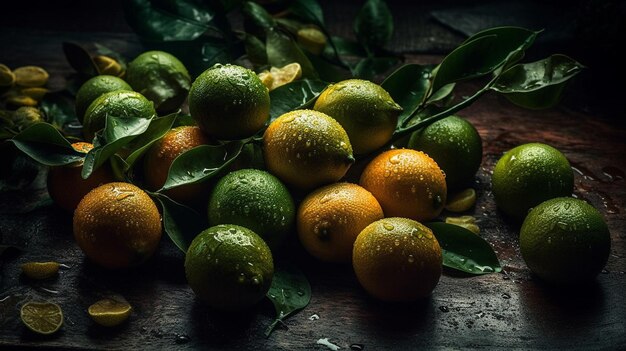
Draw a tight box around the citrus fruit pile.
[8,44,611,329]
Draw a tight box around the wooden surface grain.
[1,28,625,351]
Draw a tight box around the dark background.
[1,0,625,119]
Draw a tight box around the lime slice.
[21,261,60,280]
[445,188,477,212]
[88,297,132,327]
[21,301,63,335]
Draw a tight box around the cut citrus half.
[445,188,477,212]
[88,297,132,327]
[21,261,60,280]
[20,301,63,335]
[269,63,302,90]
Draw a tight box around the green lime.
[185,224,274,310]
[208,169,294,251]
[82,90,155,141]
[75,75,132,123]
[408,116,483,191]
[189,63,270,140]
[520,197,611,284]
[313,79,402,155]
[492,143,574,220]
[125,51,191,114]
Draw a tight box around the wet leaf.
[151,192,208,252]
[305,52,351,83]
[62,42,99,77]
[430,27,538,95]
[124,0,217,41]
[10,123,84,166]
[242,1,276,38]
[269,79,328,120]
[381,64,435,122]
[266,27,318,79]
[161,141,245,191]
[124,112,179,169]
[426,222,502,275]
[491,54,584,109]
[82,116,153,179]
[353,0,393,53]
[265,263,311,337]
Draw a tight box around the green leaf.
[353,0,394,53]
[430,27,538,95]
[124,0,216,41]
[352,56,400,80]
[305,52,351,83]
[289,0,325,26]
[381,64,435,122]
[40,91,78,131]
[173,113,196,127]
[244,34,268,68]
[161,141,245,191]
[266,27,318,79]
[151,192,208,252]
[124,112,179,169]
[426,222,502,275]
[491,54,584,109]
[269,79,328,120]
[242,1,276,37]
[62,42,99,77]
[10,123,84,166]
[327,36,366,57]
[265,263,311,337]
[82,116,153,179]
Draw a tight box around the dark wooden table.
[1,10,625,350]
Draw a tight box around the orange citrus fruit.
[143,125,212,206]
[360,149,447,222]
[353,217,442,301]
[47,142,116,212]
[263,109,354,190]
[73,182,162,269]
[297,182,384,263]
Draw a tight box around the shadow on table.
[519,276,607,342]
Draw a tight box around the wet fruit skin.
[263,109,354,190]
[188,64,270,140]
[353,217,443,301]
[207,169,295,252]
[297,182,384,263]
[143,126,212,206]
[73,182,162,269]
[185,224,274,311]
[520,197,611,285]
[360,149,447,222]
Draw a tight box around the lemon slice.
[21,301,63,335]
[21,261,60,280]
[445,188,477,212]
[13,66,49,87]
[445,215,480,234]
[88,297,132,327]
[257,70,274,90]
[269,63,302,90]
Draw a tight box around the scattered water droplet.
[501,293,511,299]
[309,313,320,321]
[382,222,394,231]
[439,306,449,313]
